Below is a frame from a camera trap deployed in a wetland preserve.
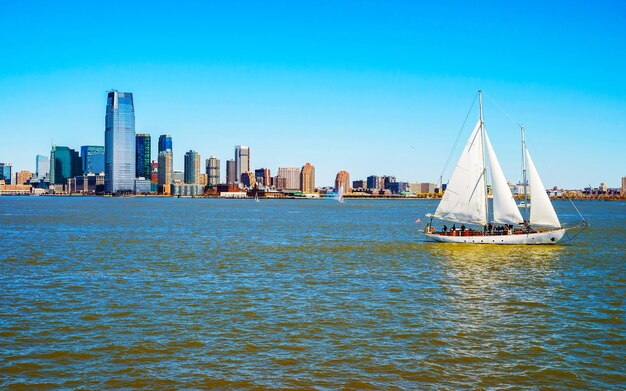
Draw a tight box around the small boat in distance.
[518,201,530,208]
[423,91,586,245]
[337,184,345,203]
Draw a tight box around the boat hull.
[425,228,566,245]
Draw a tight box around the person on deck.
[442,224,448,233]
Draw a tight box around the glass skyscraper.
[158,134,172,153]
[0,163,12,184]
[135,134,151,179]
[50,146,81,185]
[235,145,250,183]
[35,155,49,179]
[81,146,104,174]
[105,91,135,193]
[184,150,200,184]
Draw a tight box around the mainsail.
[432,120,487,225]
[525,149,560,228]
[485,131,524,225]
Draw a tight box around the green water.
[0,198,624,389]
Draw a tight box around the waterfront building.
[158,134,172,153]
[35,155,49,179]
[622,177,626,195]
[335,171,351,194]
[0,163,12,184]
[300,163,315,194]
[599,183,607,194]
[184,150,201,184]
[383,176,396,189]
[278,167,300,190]
[352,180,365,190]
[226,159,236,184]
[273,176,287,190]
[172,170,184,183]
[68,173,105,195]
[135,134,151,179]
[157,151,173,187]
[50,146,81,185]
[15,170,32,185]
[81,146,105,174]
[206,156,220,186]
[255,168,271,187]
[241,171,256,187]
[235,145,250,183]
[105,91,135,193]
[367,175,383,190]
[134,178,151,194]
[419,182,436,194]
[171,183,205,197]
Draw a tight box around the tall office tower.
[35,155,49,179]
[278,167,301,190]
[50,146,81,185]
[622,176,626,195]
[135,134,151,178]
[206,156,220,186]
[226,159,236,184]
[157,151,173,186]
[158,134,172,153]
[367,175,384,190]
[254,168,271,187]
[0,163,12,184]
[81,145,105,174]
[184,150,201,184]
[335,170,351,193]
[300,163,315,193]
[105,91,136,193]
[234,145,250,183]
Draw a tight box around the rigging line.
[439,92,478,183]
[484,92,522,128]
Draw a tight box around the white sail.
[525,149,560,228]
[485,130,524,225]
[433,120,487,225]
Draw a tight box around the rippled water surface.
[1,197,624,389]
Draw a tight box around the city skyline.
[0,1,624,188]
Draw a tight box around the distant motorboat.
[518,201,530,207]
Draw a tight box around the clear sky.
[0,0,624,188]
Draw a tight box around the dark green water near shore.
[1,198,624,389]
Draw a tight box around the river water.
[1,197,624,389]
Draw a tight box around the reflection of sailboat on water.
[423,91,587,245]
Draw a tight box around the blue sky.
[0,0,624,188]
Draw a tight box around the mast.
[479,90,489,227]
[521,125,528,222]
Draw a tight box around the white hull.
[425,228,566,245]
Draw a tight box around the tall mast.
[521,125,528,222]
[479,90,489,226]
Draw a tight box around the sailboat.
[337,184,345,203]
[424,91,585,245]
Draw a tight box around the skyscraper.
[367,175,384,190]
[135,134,151,179]
[158,134,172,153]
[184,150,201,184]
[50,146,81,185]
[235,145,250,183]
[105,91,136,193]
[0,163,12,184]
[158,151,173,187]
[226,159,236,184]
[206,156,220,186]
[35,155,49,179]
[278,167,300,190]
[335,170,351,194]
[300,163,315,194]
[622,176,626,196]
[81,146,105,174]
